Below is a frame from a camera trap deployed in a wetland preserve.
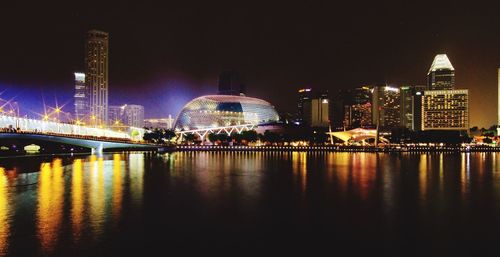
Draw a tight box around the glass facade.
[422,90,469,130]
[74,72,87,122]
[175,95,280,131]
[427,54,455,90]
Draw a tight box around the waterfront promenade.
[176,144,496,152]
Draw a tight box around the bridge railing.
[0,114,145,141]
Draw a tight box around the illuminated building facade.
[85,30,109,126]
[74,72,87,122]
[427,54,455,90]
[340,87,372,129]
[123,105,145,128]
[175,95,279,131]
[498,68,500,136]
[108,105,124,125]
[372,85,401,130]
[144,115,175,129]
[422,90,469,130]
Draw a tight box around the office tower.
[74,72,87,123]
[372,85,401,130]
[85,30,109,126]
[349,87,372,128]
[400,85,426,130]
[422,90,469,131]
[427,54,455,90]
[108,105,124,125]
[218,71,245,95]
[297,88,329,127]
[297,88,313,124]
[335,87,372,130]
[498,69,500,136]
[123,105,145,128]
[144,115,175,129]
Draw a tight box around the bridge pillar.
[91,143,104,155]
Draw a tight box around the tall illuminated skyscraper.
[371,85,401,130]
[422,90,469,131]
[74,72,87,123]
[427,54,455,90]
[498,68,500,135]
[85,30,109,126]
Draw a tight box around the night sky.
[1,1,500,127]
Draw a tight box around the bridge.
[176,124,256,142]
[0,114,158,153]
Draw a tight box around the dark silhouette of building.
[218,71,245,95]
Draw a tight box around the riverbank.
[175,145,497,152]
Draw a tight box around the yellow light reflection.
[37,159,64,253]
[129,153,144,205]
[419,154,428,204]
[0,168,10,256]
[112,154,123,222]
[292,152,308,194]
[71,159,84,241]
[89,156,105,235]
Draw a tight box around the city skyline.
[1,2,500,127]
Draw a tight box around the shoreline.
[175,145,497,153]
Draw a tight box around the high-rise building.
[108,105,124,125]
[422,90,469,131]
[74,72,87,123]
[297,88,313,124]
[123,105,145,128]
[400,85,426,130]
[372,85,401,130]
[297,88,329,127]
[336,87,372,129]
[427,54,455,90]
[218,71,245,96]
[498,69,500,135]
[144,115,175,129]
[85,30,109,126]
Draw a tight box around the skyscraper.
[74,72,87,123]
[400,85,426,130]
[218,71,245,96]
[498,68,500,135]
[335,87,372,129]
[123,105,145,128]
[427,54,455,90]
[85,30,109,126]
[422,90,469,131]
[297,88,313,124]
[297,88,329,127]
[371,85,401,130]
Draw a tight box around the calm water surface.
[1,152,500,256]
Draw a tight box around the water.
[0,152,500,256]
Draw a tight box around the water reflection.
[71,159,84,241]
[0,168,9,256]
[112,154,123,222]
[2,152,500,256]
[37,159,64,253]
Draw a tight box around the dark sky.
[1,1,500,127]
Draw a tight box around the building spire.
[428,54,454,75]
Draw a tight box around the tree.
[183,133,196,143]
[241,130,258,142]
[164,129,176,141]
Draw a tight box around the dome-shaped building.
[175,95,280,131]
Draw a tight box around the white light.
[384,86,400,92]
